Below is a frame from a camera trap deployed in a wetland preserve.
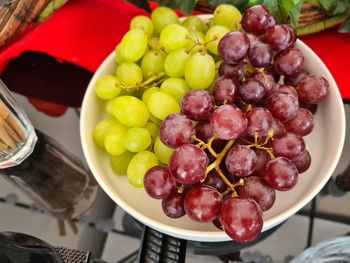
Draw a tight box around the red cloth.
[0,0,349,98]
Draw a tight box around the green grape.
[115,45,124,65]
[164,49,189,77]
[185,30,205,54]
[149,114,161,125]
[185,53,215,90]
[205,25,230,55]
[151,6,179,35]
[106,99,115,116]
[160,78,189,102]
[116,62,143,86]
[127,151,159,187]
[110,151,135,175]
[182,16,207,33]
[95,75,121,100]
[104,123,128,156]
[159,24,189,52]
[130,15,154,35]
[120,29,148,62]
[92,118,120,148]
[142,86,160,105]
[154,136,174,164]
[141,50,165,79]
[113,96,150,127]
[123,127,151,152]
[147,91,180,120]
[144,122,159,139]
[213,4,242,30]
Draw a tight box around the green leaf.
[126,0,152,13]
[263,0,283,22]
[207,0,248,11]
[319,0,350,15]
[339,12,350,32]
[289,1,304,27]
[156,0,198,15]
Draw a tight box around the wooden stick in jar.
[0,98,26,140]
[0,121,16,149]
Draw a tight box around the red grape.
[271,118,286,138]
[203,169,227,193]
[253,72,277,96]
[246,33,261,47]
[264,24,294,51]
[160,113,195,148]
[213,76,239,105]
[225,145,257,177]
[298,75,330,104]
[265,157,299,191]
[184,185,222,222]
[248,43,273,68]
[253,149,270,177]
[276,85,298,98]
[181,90,215,121]
[272,132,305,159]
[284,108,314,136]
[238,176,276,211]
[162,192,185,219]
[195,121,226,152]
[246,107,273,137]
[274,47,304,76]
[239,79,265,104]
[300,102,318,115]
[266,92,299,122]
[144,166,177,199]
[218,31,250,64]
[211,104,248,140]
[284,69,309,86]
[220,197,263,243]
[218,61,245,81]
[169,144,208,185]
[242,5,275,35]
[292,149,311,173]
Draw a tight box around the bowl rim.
[80,15,346,242]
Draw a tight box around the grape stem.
[117,72,167,92]
[244,129,276,160]
[148,37,167,56]
[192,134,218,157]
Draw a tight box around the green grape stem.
[117,72,167,92]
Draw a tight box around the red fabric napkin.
[0,0,349,98]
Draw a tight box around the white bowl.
[80,15,346,242]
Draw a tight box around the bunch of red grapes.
[143,5,329,243]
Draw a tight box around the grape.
[164,49,190,78]
[211,104,248,140]
[130,15,154,35]
[203,170,227,193]
[241,5,275,35]
[182,16,206,33]
[110,151,135,174]
[292,149,311,173]
[220,197,263,243]
[92,119,120,148]
[160,24,189,52]
[144,166,177,199]
[246,33,261,47]
[239,79,265,104]
[266,92,299,122]
[213,76,239,105]
[151,6,179,35]
[149,114,162,125]
[127,151,159,187]
[248,43,273,68]
[144,122,159,139]
[246,107,273,137]
[218,61,245,81]
[195,121,226,152]
[104,123,128,156]
[284,69,309,87]
[253,72,277,96]
[141,50,165,79]
[277,85,298,98]
[272,132,305,159]
[185,30,206,54]
[95,75,121,100]
[184,185,222,222]
[113,96,149,127]
[181,90,215,120]
[154,136,175,164]
[123,127,151,152]
[271,118,286,138]
[263,25,294,52]
[284,108,314,136]
[300,102,318,115]
[238,176,276,211]
[120,29,148,62]
[142,87,160,105]
[285,24,297,46]
[225,145,257,177]
[159,113,195,148]
[169,144,208,184]
[116,62,143,86]
[205,25,230,55]
[115,45,124,65]
[213,4,242,30]
[274,47,304,76]
[218,31,250,64]
[253,149,270,177]
[160,78,189,102]
[147,91,180,120]
[105,99,116,116]
[212,217,223,230]
[298,75,330,104]
[185,53,216,90]
[265,65,281,82]
[162,192,185,218]
[265,157,298,191]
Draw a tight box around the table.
[0,89,348,263]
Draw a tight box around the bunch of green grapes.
[92,4,242,188]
